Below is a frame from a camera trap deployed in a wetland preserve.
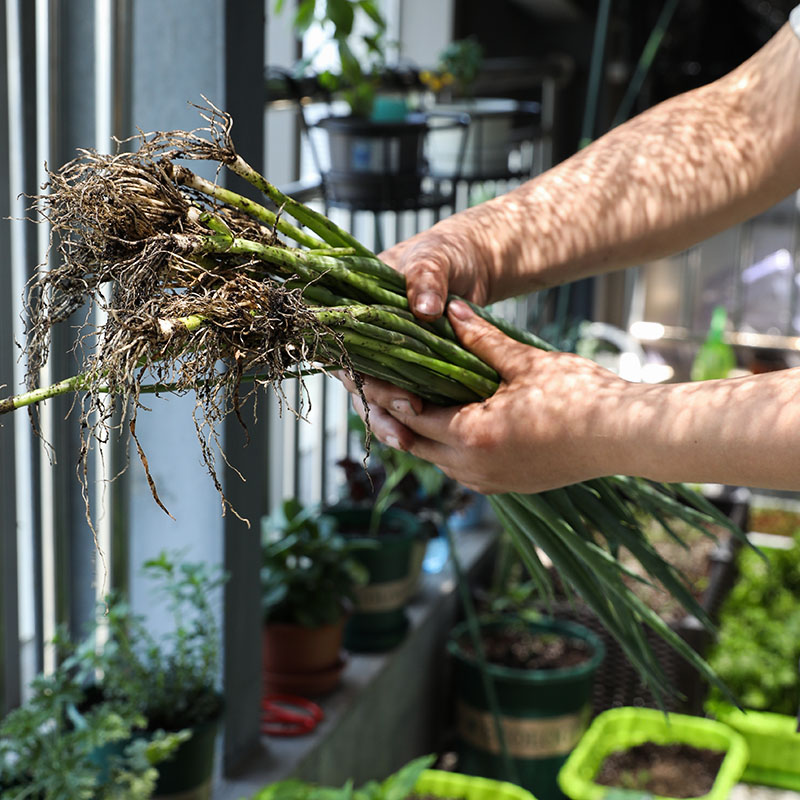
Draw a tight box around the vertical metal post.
[0,0,21,715]
[221,0,266,774]
[35,0,58,675]
[6,0,40,697]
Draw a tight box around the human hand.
[349,300,633,494]
[380,210,495,321]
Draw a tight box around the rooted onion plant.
[3,104,743,705]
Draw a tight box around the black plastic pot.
[152,713,221,799]
[316,114,427,209]
[324,505,422,652]
[448,616,604,800]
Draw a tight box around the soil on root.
[461,627,593,670]
[595,741,724,798]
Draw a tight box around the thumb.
[447,300,533,378]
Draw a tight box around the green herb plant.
[277,0,388,117]
[707,532,800,715]
[94,552,227,732]
[257,754,435,800]
[0,641,185,799]
[262,498,370,628]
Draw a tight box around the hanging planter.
[557,707,748,800]
[316,113,428,209]
[448,616,604,800]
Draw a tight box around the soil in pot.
[459,626,593,670]
[595,742,725,798]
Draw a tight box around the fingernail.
[416,292,443,317]
[385,435,403,451]
[391,398,416,416]
[448,300,472,321]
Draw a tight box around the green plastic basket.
[414,769,537,799]
[557,707,748,800]
[710,703,800,790]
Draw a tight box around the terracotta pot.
[262,616,347,696]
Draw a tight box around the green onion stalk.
[2,107,743,706]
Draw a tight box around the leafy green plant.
[261,498,370,627]
[90,552,227,731]
[257,754,435,799]
[707,532,800,714]
[0,652,184,799]
[341,414,471,535]
[277,0,388,117]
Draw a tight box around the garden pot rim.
[558,706,749,800]
[262,611,349,633]
[447,614,605,684]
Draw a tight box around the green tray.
[710,703,800,790]
[415,769,537,799]
[557,707,748,800]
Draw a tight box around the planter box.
[448,616,604,800]
[710,703,800,790]
[415,768,536,799]
[557,708,748,800]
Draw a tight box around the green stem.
[227,154,373,255]
[336,329,496,399]
[445,521,520,785]
[320,306,500,383]
[328,334,480,404]
[1,374,87,414]
[180,169,326,249]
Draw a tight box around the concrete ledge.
[216,526,497,799]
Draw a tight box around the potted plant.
[0,650,185,799]
[329,426,463,652]
[705,529,800,789]
[557,707,748,800]
[421,37,537,180]
[252,754,537,799]
[447,614,605,800]
[261,498,370,695]
[93,552,227,799]
[277,0,430,207]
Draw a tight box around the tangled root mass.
[27,106,334,524]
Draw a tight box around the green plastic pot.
[415,768,538,799]
[325,506,422,653]
[448,616,604,800]
[709,703,800,790]
[557,707,748,800]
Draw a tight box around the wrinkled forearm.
[446,23,800,303]
[604,368,800,490]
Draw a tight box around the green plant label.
[353,577,410,612]
[456,700,591,759]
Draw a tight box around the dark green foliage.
[261,499,370,628]
[0,649,185,799]
[90,552,227,731]
[276,0,388,117]
[708,533,800,714]
[257,754,436,799]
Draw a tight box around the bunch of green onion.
[1,112,743,706]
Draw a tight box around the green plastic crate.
[710,703,800,791]
[415,768,537,799]
[557,707,748,800]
